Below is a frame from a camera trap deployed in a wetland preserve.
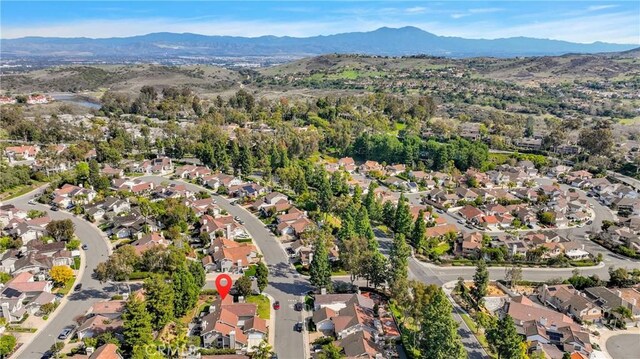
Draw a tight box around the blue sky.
[1,1,639,44]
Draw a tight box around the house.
[583,287,640,319]
[87,343,122,359]
[53,184,97,206]
[385,164,406,176]
[251,192,288,211]
[1,272,53,322]
[130,232,170,255]
[76,315,123,340]
[337,330,384,358]
[27,94,49,104]
[87,300,126,320]
[359,161,383,176]
[424,224,458,239]
[206,237,259,273]
[200,296,268,351]
[458,205,484,222]
[4,145,39,162]
[200,215,248,240]
[338,157,356,173]
[101,165,124,178]
[538,284,603,322]
[313,293,374,312]
[459,232,483,258]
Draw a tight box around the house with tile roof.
[200,296,268,352]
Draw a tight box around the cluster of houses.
[0,205,79,323]
[458,231,592,262]
[3,145,40,163]
[0,94,49,106]
[498,283,640,359]
[310,292,399,359]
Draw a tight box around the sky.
[1,1,639,44]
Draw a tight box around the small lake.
[48,92,102,110]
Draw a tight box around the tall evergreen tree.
[363,182,382,221]
[419,289,466,359]
[309,239,332,290]
[389,234,411,305]
[471,259,489,306]
[143,274,175,330]
[363,249,388,289]
[189,260,206,289]
[487,315,526,359]
[411,210,427,249]
[256,261,269,293]
[382,201,396,228]
[394,194,413,237]
[316,168,333,212]
[172,266,199,317]
[355,208,376,249]
[122,297,153,354]
[339,235,367,284]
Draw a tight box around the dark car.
[294,302,304,311]
[82,244,88,250]
[295,322,304,332]
[50,206,59,211]
[270,354,278,359]
[41,352,53,359]
[74,283,82,291]
[273,301,280,310]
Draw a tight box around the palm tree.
[251,340,273,359]
[612,306,632,328]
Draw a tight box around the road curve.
[7,190,117,359]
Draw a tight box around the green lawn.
[243,265,257,277]
[246,295,270,319]
[0,181,46,201]
[71,256,81,270]
[55,276,76,295]
[294,262,310,276]
[619,116,640,125]
[431,242,451,256]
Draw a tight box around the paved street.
[140,176,311,359]
[7,191,118,359]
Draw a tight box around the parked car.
[294,302,304,311]
[50,206,59,211]
[234,216,241,221]
[74,283,82,291]
[82,244,88,250]
[295,322,304,332]
[586,220,593,225]
[273,301,280,310]
[28,199,36,205]
[58,327,73,340]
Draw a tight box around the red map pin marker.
[216,274,233,300]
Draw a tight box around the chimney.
[321,288,327,295]
[229,330,236,349]
[214,246,219,253]
[85,347,95,355]
[616,290,622,298]
[539,317,547,326]
[226,224,232,240]
[582,244,585,250]
[238,296,245,303]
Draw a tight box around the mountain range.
[1,26,637,59]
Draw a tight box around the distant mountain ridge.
[1,26,637,59]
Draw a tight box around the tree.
[394,194,412,237]
[143,274,175,330]
[235,275,252,298]
[50,341,65,357]
[0,334,16,357]
[382,201,396,228]
[94,245,139,282]
[122,297,153,354]
[317,342,345,359]
[487,315,526,359]
[339,235,367,284]
[49,265,74,286]
[419,288,466,359]
[411,210,427,249]
[172,266,199,317]
[40,302,57,315]
[309,239,332,290]
[66,239,81,250]
[505,265,522,289]
[251,340,274,359]
[471,259,489,306]
[389,233,411,304]
[188,260,206,289]
[46,219,75,242]
[608,267,639,288]
[612,306,632,328]
[255,261,269,293]
[363,249,388,289]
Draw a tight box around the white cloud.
[587,5,618,11]
[406,6,428,14]
[468,8,504,14]
[451,13,469,19]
